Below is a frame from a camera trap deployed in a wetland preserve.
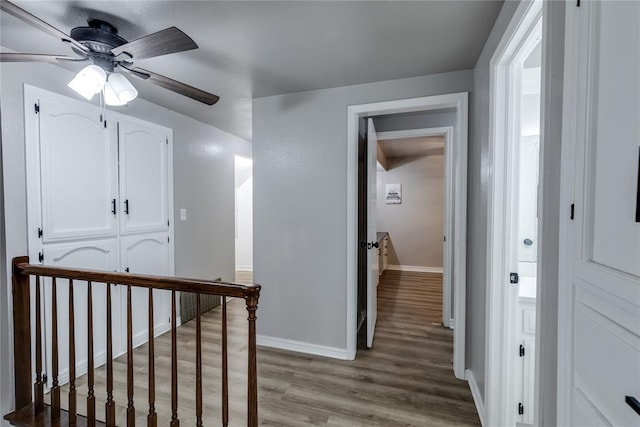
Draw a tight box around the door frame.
[485,1,543,425]
[376,126,455,329]
[346,92,468,379]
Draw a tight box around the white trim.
[346,92,468,379]
[556,1,584,425]
[466,369,486,426]
[386,265,443,274]
[485,2,543,427]
[235,265,254,272]
[449,318,455,330]
[377,126,454,329]
[257,335,351,360]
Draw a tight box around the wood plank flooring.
[51,270,479,426]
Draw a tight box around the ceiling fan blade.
[111,27,197,60]
[0,52,88,63]
[122,66,219,105]
[0,0,89,54]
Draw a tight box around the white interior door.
[118,119,169,235]
[120,234,172,349]
[39,98,117,242]
[367,118,378,348]
[561,1,640,425]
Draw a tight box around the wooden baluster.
[170,290,179,427]
[105,283,116,426]
[196,294,203,427]
[34,275,44,411]
[68,279,77,426]
[246,294,259,427]
[127,286,136,426]
[87,281,96,426]
[222,296,229,427]
[11,256,32,409]
[147,288,157,427]
[51,277,60,419]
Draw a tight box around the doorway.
[234,155,253,283]
[346,92,468,379]
[375,126,454,329]
[485,1,543,425]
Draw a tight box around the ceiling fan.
[0,0,219,106]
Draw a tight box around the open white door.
[559,1,640,425]
[367,118,379,347]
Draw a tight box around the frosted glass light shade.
[104,81,127,106]
[105,72,138,105]
[68,64,106,100]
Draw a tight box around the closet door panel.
[120,233,172,348]
[39,98,117,242]
[119,120,169,235]
[42,239,119,387]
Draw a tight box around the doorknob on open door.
[373,241,379,248]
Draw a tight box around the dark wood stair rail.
[5,256,261,427]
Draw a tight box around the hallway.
[52,270,478,426]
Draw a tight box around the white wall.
[235,156,253,271]
[253,70,472,353]
[374,109,456,132]
[468,0,520,402]
[0,60,249,414]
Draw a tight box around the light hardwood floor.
[54,270,479,426]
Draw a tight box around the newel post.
[12,256,32,409]
[245,286,260,427]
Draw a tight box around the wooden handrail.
[15,261,260,298]
[7,256,261,427]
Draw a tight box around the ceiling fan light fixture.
[106,72,138,105]
[68,64,106,100]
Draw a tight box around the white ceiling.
[379,136,445,159]
[1,1,503,140]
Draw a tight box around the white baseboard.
[387,264,443,273]
[235,265,253,272]
[466,369,486,426]
[257,335,352,360]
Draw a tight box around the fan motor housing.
[70,19,128,55]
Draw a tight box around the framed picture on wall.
[385,184,402,204]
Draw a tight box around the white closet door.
[561,1,640,425]
[118,119,169,235]
[39,98,117,242]
[120,233,172,349]
[42,239,119,387]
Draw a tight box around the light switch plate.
[180,208,187,221]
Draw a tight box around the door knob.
[373,241,379,248]
[524,238,533,246]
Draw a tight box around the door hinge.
[519,344,525,357]
[37,227,43,238]
[570,203,575,220]
[34,103,40,114]
[166,138,169,145]
[104,120,107,128]
[443,235,446,242]
[167,220,170,227]
[518,402,524,415]
[38,251,44,263]
[577,0,580,7]
[100,114,103,123]
[42,373,48,385]
[167,236,170,243]
[510,272,519,284]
